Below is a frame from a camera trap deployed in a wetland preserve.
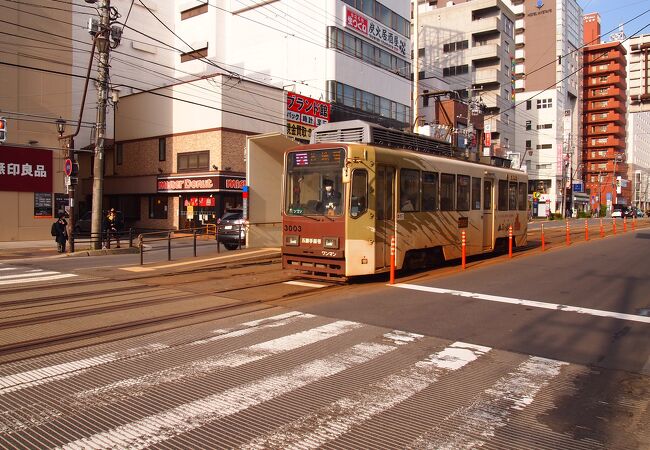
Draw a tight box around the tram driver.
[321,178,341,215]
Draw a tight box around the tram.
[282,120,528,279]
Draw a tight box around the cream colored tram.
[282,121,528,278]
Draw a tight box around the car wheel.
[224,243,239,250]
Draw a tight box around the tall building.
[626,111,650,211]
[510,0,583,216]
[415,0,517,158]
[583,12,600,45]
[627,34,650,113]
[582,41,629,211]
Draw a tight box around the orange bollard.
[613,218,617,235]
[585,219,589,241]
[461,230,467,269]
[541,224,546,251]
[508,225,513,258]
[600,218,604,238]
[566,220,571,245]
[623,217,627,232]
[389,236,396,285]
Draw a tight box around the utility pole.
[91,0,112,250]
[412,0,419,134]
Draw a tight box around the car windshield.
[221,212,242,221]
[285,148,345,217]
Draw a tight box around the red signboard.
[484,132,492,147]
[0,145,53,193]
[157,175,246,193]
[346,9,368,35]
[286,92,330,127]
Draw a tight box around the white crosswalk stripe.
[0,264,76,287]
[0,311,573,449]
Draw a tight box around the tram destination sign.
[291,149,342,167]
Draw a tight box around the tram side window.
[400,169,420,212]
[518,182,527,210]
[498,180,509,211]
[509,181,518,210]
[471,177,481,210]
[456,175,470,211]
[350,170,368,218]
[440,173,455,211]
[483,180,492,210]
[422,171,439,211]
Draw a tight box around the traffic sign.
[64,158,73,176]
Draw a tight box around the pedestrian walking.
[104,208,121,249]
[52,213,68,253]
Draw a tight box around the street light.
[56,117,66,137]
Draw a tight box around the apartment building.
[582,41,629,210]
[627,34,650,113]
[416,0,517,157]
[510,0,583,216]
[626,111,650,211]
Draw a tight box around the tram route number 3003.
[284,225,302,232]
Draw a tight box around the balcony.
[515,34,525,45]
[584,99,623,112]
[483,94,503,109]
[469,44,500,62]
[473,68,499,85]
[584,51,624,64]
[514,48,525,60]
[588,74,626,89]
[471,17,501,35]
[585,88,626,101]
[588,62,626,76]
[514,64,525,75]
[584,110,626,125]
[584,125,626,138]
[585,136,624,149]
[514,78,525,90]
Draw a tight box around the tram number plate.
[458,217,468,228]
[321,251,337,257]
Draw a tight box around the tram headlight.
[323,237,339,249]
[285,235,300,246]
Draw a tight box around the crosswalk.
[0,264,76,287]
[0,309,594,449]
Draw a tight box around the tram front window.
[286,149,345,217]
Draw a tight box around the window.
[422,91,429,107]
[536,98,552,109]
[158,138,166,161]
[483,180,492,210]
[328,80,411,125]
[526,100,532,110]
[400,169,420,212]
[177,151,209,172]
[443,40,468,53]
[440,173,455,211]
[536,123,552,129]
[181,3,208,20]
[116,143,123,166]
[422,171,438,211]
[518,183,527,210]
[471,177,481,210]
[456,175,470,211]
[350,170,368,218]
[443,65,469,77]
[180,46,208,63]
[149,195,168,219]
[536,144,553,149]
[525,140,532,149]
[525,120,531,130]
[503,113,509,125]
[508,182,518,210]
[498,180,509,211]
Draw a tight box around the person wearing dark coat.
[53,213,68,253]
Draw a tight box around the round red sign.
[64,158,73,176]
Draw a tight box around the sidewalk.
[0,240,62,260]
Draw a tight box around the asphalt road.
[0,227,648,448]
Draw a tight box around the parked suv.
[217,209,246,250]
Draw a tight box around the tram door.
[483,179,494,250]
[375,165,395,269]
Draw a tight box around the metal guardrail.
[70,228,136,253]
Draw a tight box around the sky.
[577,0,650,42]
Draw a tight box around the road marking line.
[75,320,365,405]
[0,270,55,281]
[120,248,280,272]
[284,280,327,288]
[0,273,77,286]
[240,341,488,449]
[57,333,406,450]
[392,283,650,324]
[410,356,566,449]
[0,344,168,396]
[0,267,17,271]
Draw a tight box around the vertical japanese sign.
[0,146,53,193]
[286,92,331,141]
[344,7,409,58]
